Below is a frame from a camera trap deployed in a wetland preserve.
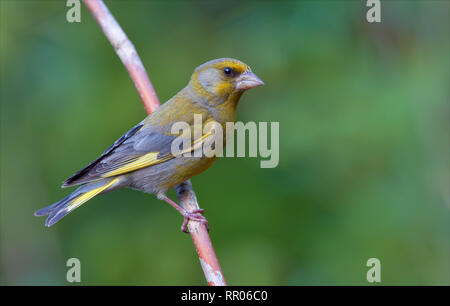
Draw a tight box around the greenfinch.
[34,58,264,232]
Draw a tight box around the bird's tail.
[34,177,120,227]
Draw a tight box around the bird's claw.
[181,208,209,233]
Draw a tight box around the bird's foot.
[181,208,209,233]
[158,193,210,233]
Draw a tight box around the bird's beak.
[236,71,264,91]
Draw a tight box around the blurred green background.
[1,0,449,285]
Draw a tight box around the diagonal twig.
[82,0,226,286]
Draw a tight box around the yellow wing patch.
[101,152,171,178]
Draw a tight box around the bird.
[34,58,264,232]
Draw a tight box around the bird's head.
[189,58,264,103]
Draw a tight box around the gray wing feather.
[62,122,176,187]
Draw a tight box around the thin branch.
[83,0,226,286]
[176,181,226,286]
[83,0,159,113]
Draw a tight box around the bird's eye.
[223,67,232,76]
